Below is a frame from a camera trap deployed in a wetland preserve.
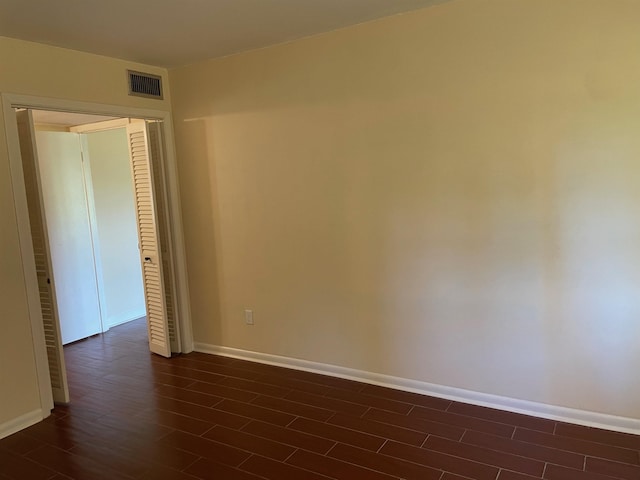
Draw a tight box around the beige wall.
[170,0,640,419]
[0,36,169,427]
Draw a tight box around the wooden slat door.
[16,109,70,403]
[146,122,180,353]
[126,122,172,357]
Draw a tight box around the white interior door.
[126,122,172,357]
[35,131,102,344]
[16,110,70,403]
[147,121,180,353]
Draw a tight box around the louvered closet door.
[16,110,70,403]
[146,122,180,353]
[126,122,171,357]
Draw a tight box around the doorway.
[3,93,193,417]
[31,112,147,345]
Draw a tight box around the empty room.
[0,1,639,479]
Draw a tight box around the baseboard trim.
[105,311,146,330]
[0,409,44,440]
[194,343,640,435]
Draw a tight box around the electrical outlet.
[244,309,254,325]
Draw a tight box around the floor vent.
[127,70,163,99]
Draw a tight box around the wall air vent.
[127,70,163,99]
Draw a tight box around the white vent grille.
[128,70,163,99]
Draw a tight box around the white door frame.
[2,93,194,416]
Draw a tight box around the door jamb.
[2,93,194,417]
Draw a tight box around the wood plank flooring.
[1,319,639,479]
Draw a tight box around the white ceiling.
[31,110,119,127]
[0,0,447,68]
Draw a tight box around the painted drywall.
[0,36,169,428]
[170,0,640,419]
[84,128,145,328]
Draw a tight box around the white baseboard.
[104,310,146,330]
[194,343,640,435]
[0,409,44,440]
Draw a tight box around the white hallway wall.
[85,128,145,328]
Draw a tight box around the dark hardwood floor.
[1,319,639,480]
